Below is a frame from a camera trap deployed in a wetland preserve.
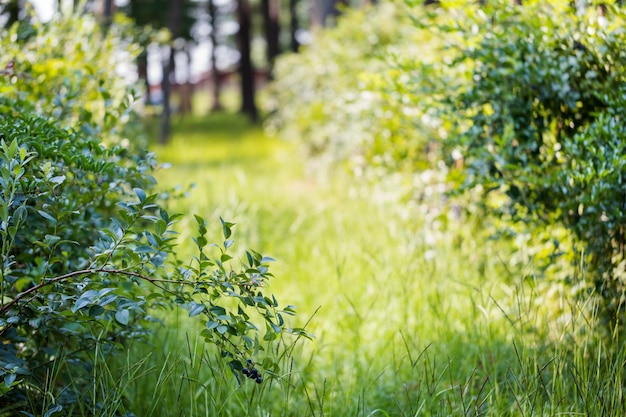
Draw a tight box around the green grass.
[115,113,625,416]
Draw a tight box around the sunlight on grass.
[118,113,626,416]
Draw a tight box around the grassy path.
[122,114,624,416]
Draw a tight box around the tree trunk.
[289,0,299,52]
[137,51,151,105]
[96,0,115,31]
[103,0,115,21]
[312,0,346,27]
[1,0,22,28]
[261,0,280,76]
[179,42,193,115]
[160,46,175,144]
[160,0,183,144]
[208,0,223,112]
[237,0,258,122]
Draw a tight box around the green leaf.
[14,277,33,292]
[88,305,105,317]
[209,306,226,316]
[220,217,235,239]
[49,175,66,186]
[37,210,57,224]
[194,214,205,226]
[263,330,278,341]
[134,245,155,253]
[194,236,207,249]
[283,305,297,315]
[44,234,61,245]
[216,314,232,322]
[145,232,158,247]
[4,373,16,387]
[150,255,164,267]
[189,302,205,317]
[0,203,7,222]
[73,298,92,312]
[8,139,17,159]
[270,322,281,333]
[115,309,130,325]
[155,219,166,236]
[134,188,146,202]
[242,336,254,349]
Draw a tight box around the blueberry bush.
[0,10,301,416]
[448,2,626,327]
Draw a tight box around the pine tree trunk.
[160,47,175,144]
[179,42,193,115]
[289,0,300,52]
[208,0,223,112]
[237,0,258,122]
[160,0,183,143]
[262,0,280,76]
[137,51,152,105]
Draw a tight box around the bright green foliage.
[0,10,299,416]
[268,0,626,329]
[0,11,144,150]
[266,0,467,219]
[142,114,626,416]
[449,2,626,325]
[267,2,443,178]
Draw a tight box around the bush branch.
[0,267,190,316]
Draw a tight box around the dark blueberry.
[255,377,263,384]
[246,359,253,365]
[242,368,250,375]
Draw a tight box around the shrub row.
[267,0,626,329]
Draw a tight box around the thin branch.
[0,267,192,316]
[3,269,98,314]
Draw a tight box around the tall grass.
[112,113,625,416]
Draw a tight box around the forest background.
[1,0,626,415]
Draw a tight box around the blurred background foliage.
[268,0,626,330]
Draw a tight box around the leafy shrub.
[266,2,442,178]
[0,10,301,416]
[448,2,626,325]
[266,0,473,229]
[268,0,626,330]
[0,12,143,150]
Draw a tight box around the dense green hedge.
[0,11,300,416]
[267,0,626,329]
[452,2,626,326]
